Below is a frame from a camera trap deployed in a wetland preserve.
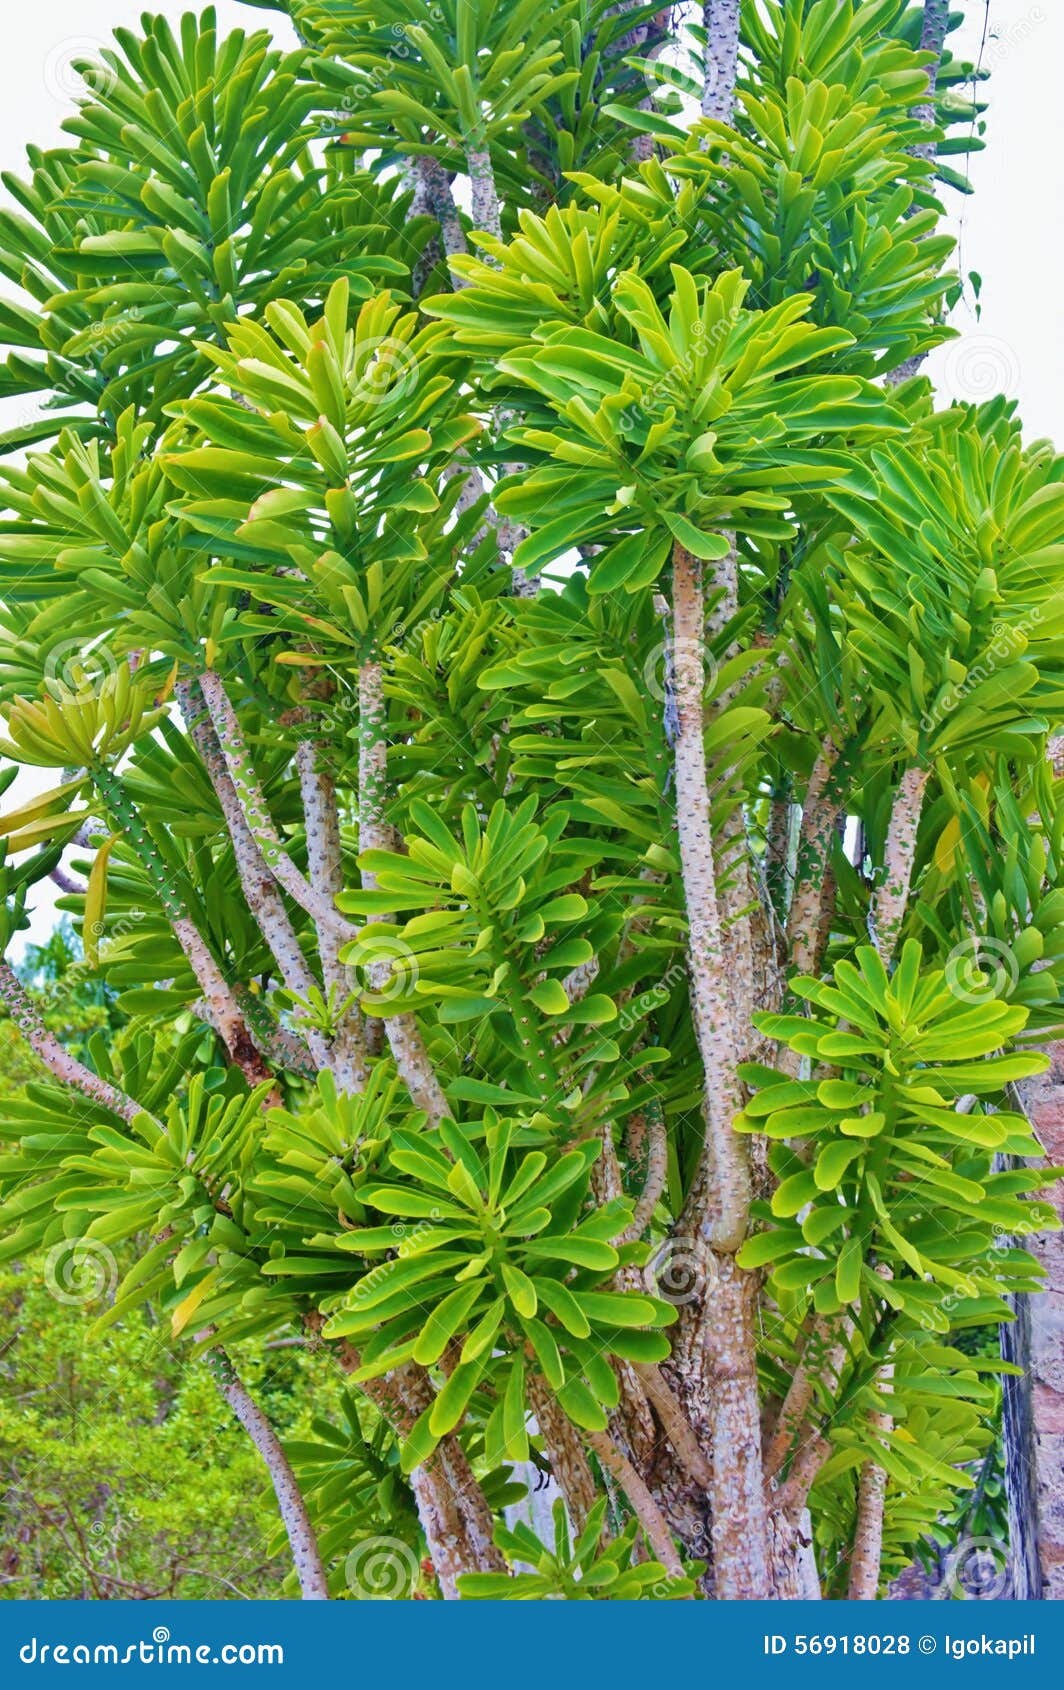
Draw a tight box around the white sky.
[0,0,1058,951]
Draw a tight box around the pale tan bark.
[671,544,750,1247]
[701,0,742,122]
[786,739,840,979]
[871,766,929,964]
[198,670,357,948]
[356,661,450,1127]
[0,959,143,1123]
[527,1370,599,1534]
[295,734,369,1092]
[205,1343,329,1600]
[585,1429,688,1582]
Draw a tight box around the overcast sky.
[0,1,1058,950]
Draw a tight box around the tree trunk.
[1007,1048,1064,1597]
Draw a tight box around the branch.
[357,660,450,1127]
[619,1100,667,1241]
[765,1314,849,1482]
[294,733,369,1092]
[527,1369,599,1533]
[416,154,469,272]
[847,1271,895,1600]
[911,0,952,163]
[701,1,742,123]
[584,1429,688,1583]
[786,738,841,979]
[870,765,928,964]
[327,1332,504,1592]
[0,958,141,1124]
[204,1343,328,1600]
[634,1363,713,1491]
[198,671,357,949]
[465,144,503,243]
[89,761,273,1088]
[670,543,748,1247]
[178,680,333,1077]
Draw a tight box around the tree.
[0,0,1059,1600]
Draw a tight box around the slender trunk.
[847,1271,894,1601]
[415,154,469,273]
[702,1260,771,1597]
[671,544,749,1246]
[0,958,141,1123]
[786,739,841,979]
[178,681,333,1076]
[765,1315,848,1481]
[90,761,273,1087]
[584,1430,688,1582]
[329,1336,504,1593]
[847,1429,891,1600]
[668,541,768,1596]
[295,735,369,1092]
[702,0,742,123]
[911,0,951,162]
[205,1344,329,1600]
[198,671,356,948]
[527,1369,599,1534]
[871,766,928,964]
[465,144,503,242]
[357,661,449,1126]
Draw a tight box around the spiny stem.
[204,1343,329,1601]
[198,671,357,949]
[90,760,272,1086]
[0,957,142,1124]
[871,765,929,964]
